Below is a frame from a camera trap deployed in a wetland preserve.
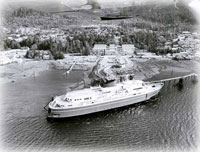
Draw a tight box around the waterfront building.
[93,44,135,56]
[121,44,135,55]
[93,44,107,55]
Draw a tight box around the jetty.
[150,73,198,85]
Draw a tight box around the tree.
[31,43,38,50]
[53,52,64,60]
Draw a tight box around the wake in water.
[1,69,199,152]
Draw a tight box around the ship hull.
[47,89,161,119]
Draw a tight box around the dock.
[150,73,198,85]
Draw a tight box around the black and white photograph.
[0,0,200,151]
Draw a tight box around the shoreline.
[0,55,197,86]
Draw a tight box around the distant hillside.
[3,1,73,13]
[11,7,46,17]
[4,7,79,29]
[3,6,103,30]
[2,2,197,31]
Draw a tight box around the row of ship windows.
[74,97,92,101]
[133,92,141,95]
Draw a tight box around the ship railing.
[44,97,54,111]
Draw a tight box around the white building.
[182,31,191,35]
[93,44,107,55]
[121,44,135,55]
[93,44,135,56]
[93,44,117,55]
[106,44,118,55]
[182,31,192,38]
[109,44,117,51]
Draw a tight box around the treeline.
[4,28,164,55]
[3,36,91,57]
[3,23,119,56]
[119,31,161,52]
[12,7,45,17]
[5,7,77,29]
[4,6,194,56]
[3,31,108,56]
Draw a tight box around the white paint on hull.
[48,89,161,118]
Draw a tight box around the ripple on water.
[1,70,199,151]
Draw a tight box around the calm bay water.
[0,66,200,152]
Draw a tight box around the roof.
[109,44,117,49]
[182,31,191,34]
[122,44,135,50]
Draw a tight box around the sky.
[60,0,174,8]
[5,0,174,8]
[3,0,200,16]
[60,0,200,24]
[4,0,199,8]
[188,0,200,24]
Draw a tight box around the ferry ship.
[47,79,164,119]
[100,15,133,20]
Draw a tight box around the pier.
[150,73,198,85]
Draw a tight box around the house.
[164,41,172,51]
[173,44,179,48]
[182,31,191,35]
[171,47,180,53]
[182,31,191,38]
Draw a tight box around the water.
[0,68,199,152]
